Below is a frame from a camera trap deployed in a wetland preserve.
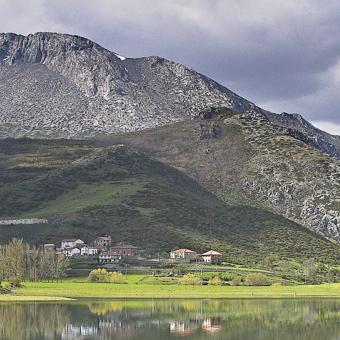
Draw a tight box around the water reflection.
[0,299,339,339]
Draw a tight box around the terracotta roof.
[202,250,222,256]
[172,248,196,253]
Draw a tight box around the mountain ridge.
[0,32,339,158]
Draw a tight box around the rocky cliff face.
[0,32,338,158]
[0,32,256,137]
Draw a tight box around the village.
[43,236,223,267]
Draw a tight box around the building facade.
[94,236,112,249]
[61,239,84,249]
[63,247,81,257]
[170,249,198,262]
[201,250,223,264]
[110,242,139,257]
[99,251,122,263]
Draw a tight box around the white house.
[63,247,81,257]
[201,250,223,264]
[80,245,99,256]
[99,251,122,263]
[43,243,56,251]
[80,245,88,256]
[94,236,112,249]
[170,248,198,262]
[61,239,84,249]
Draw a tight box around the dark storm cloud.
[0,0,340,133]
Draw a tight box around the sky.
[0,0,339,135]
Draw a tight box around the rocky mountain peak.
[0,32,128,98]
[0,32,339,158]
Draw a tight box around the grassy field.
[23,180,144,217]
[8,275,340,300]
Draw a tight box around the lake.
[0,299,339,339]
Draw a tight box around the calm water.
[1,299,340,339]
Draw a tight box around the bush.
[179,273,201,286]
[208,276,223,286]
[88,269,126,284]
[244,273,271,286]
[8,279,23,288]
[220,272,238,281]
[231,276,243,286]
[173,264,189,276]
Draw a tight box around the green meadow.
[8,275,340,301]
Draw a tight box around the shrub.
[231,276,243,286]
[179,273,201,286]
[88,269,126,284]
[220,273,237,281]
[8,279,23,288]
[208,276,223,286]
[244,273,271,286]
[173,264,189,276]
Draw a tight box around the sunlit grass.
[13,276,340,299]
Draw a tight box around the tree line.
[0,238,69,286]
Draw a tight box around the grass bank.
[10,276,340,300]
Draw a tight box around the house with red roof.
[201,250,223,264]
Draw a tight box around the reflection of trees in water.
[1,300,340,339]
[86,299,340,340]
[0,303,70,340]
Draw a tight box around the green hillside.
[97,108,340,243]
[0,138,339,264]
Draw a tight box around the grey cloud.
[0,0,339,129]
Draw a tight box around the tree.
[179,273,201,287]
[25,246,40,282]
[53,253,69,282]
[0,239,68,284]
[38,249,56,282]
[4,238,27,285]
[302,258,317,282]
[244,273,271,286]
[263,255,276,271]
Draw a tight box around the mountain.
[0,32,339,158]
[0,32,339,258]
[99,107,340,243]
[0,138,339,264]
